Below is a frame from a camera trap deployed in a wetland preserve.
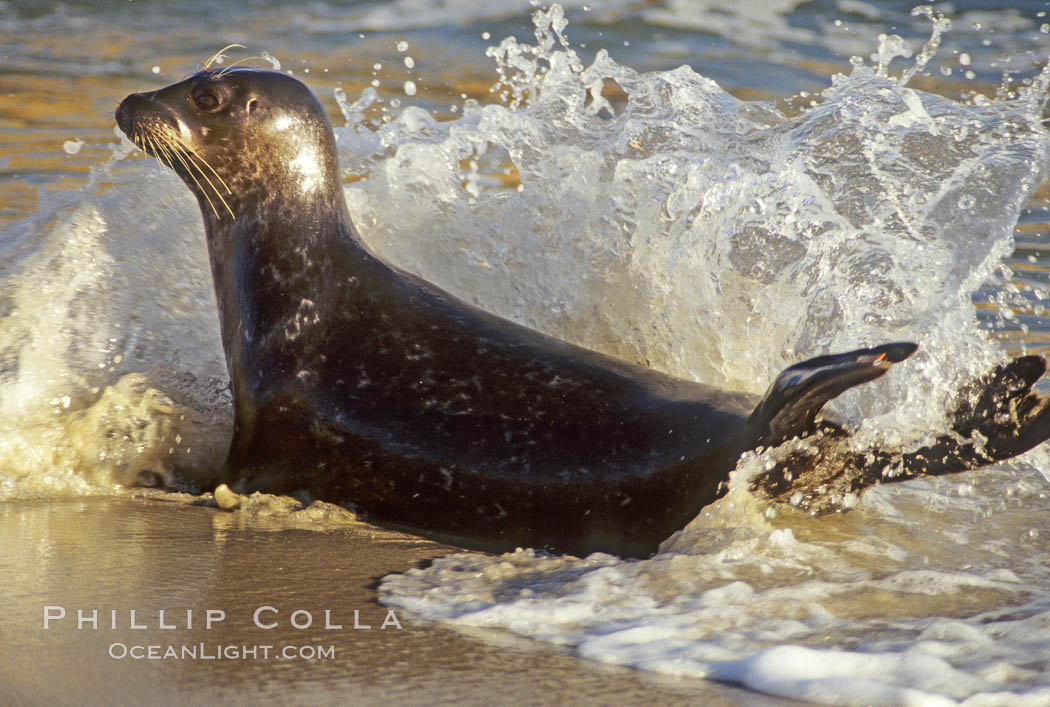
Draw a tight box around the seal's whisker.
[130,127,145,154]
[144,133,172,172]
[203,43,247,71]
[171,148,221,219]
[140,124,232,219]
[184,150,235,218]
[147,128,210,213]
[146,131,174,171]
[177,140,233,195]
[170,138,235,218]
[153,138,178,172]
[216,57,269,76]
[153,130,221,219]
[159,130,235,217]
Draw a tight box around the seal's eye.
[192,88,223,112]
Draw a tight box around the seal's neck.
[200,185,375,401]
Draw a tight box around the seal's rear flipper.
[747,342,918,448]
[951,355,1045,433]
[750,353,1050,514]
[848,354,1050,488]
[910,354,1050,469]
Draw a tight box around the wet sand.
[0,496,785,705]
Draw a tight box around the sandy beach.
[1,496,786,704]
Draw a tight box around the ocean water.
[3,1,1050,704]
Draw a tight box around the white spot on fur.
[290,145,322,193]
[284,299,320,340]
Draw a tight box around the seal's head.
[116,68,342,222]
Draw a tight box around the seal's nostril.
[116,94,141,134]
[115,92,156,135]
[115,100,129,131]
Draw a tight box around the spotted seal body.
[116,69,1050,557]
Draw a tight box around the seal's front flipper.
[747,342,918,449]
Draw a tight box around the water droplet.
[260,51,281,71]
[404,80,417,96]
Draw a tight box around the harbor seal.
[116,68,1050,557]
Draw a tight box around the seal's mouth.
[116,93,235,220]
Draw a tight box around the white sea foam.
[0,145,230,497]
[382,472,1050,704]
